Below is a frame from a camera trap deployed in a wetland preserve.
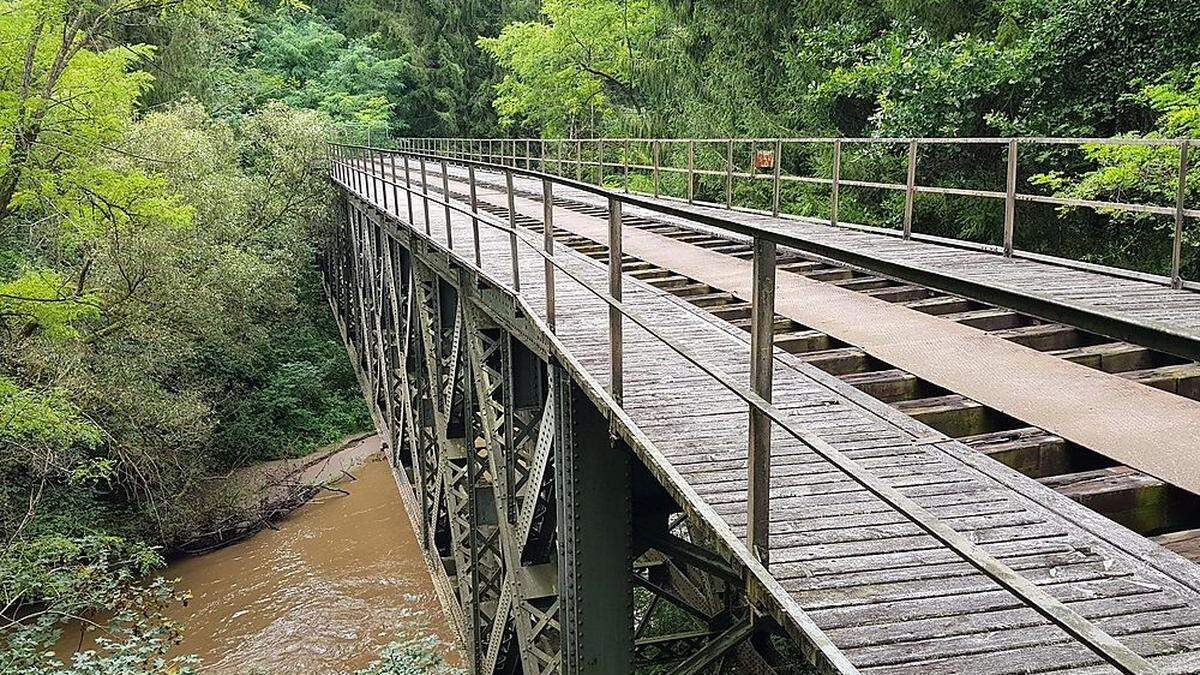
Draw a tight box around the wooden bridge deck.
[351,159,1200,673]
[430,165,1200,499]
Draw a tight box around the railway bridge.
[322,136,1200,674]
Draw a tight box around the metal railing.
[328,141,1156,673]
[391,135,1197,290]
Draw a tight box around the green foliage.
[0,375,101,451]
[481,0,668,134]
[0,0,371,641]
[251,12,416,135]
[0,269,100,340]
[354,636,463,675]
[1031,69,1200,276]
[1,539,197,675]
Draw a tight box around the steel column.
[553,365,633,675]
[747,237,776,566]
[903,139,918,239]
[1004,139,1018,257]
[608,196,624,404]
[1172,141,1190,289]
[544,179,557,331]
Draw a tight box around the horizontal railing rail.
[386,135,1197,292]
[329,141,1157,674]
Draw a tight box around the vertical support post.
[748,236,776,567]
[440,159,453,250]
[1004,138,1018,257]
[1172,140,1190,289]
[506,170,520,292]
[608,196,623,404]
[468,165,481,268]
[772,138,783,217]
[725,139,734,208]
[597,138,604,185]
[526,139,532,170]
[687,139,695,204]
[903,139,918,239]
[652,140,661,198]
[544,179,556,331]
[553,367,633,675]
[831,139,842,227]
[420,156,431,235]
[403,155,415,225]
[623,139,630,193]
[383,151,392,211]
[368,148,377,203]
[575,139,583,181]
[389,152,399,216]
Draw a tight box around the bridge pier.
[554,365,633,673]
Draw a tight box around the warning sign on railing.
[754,150,775,170]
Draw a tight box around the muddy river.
[63,438,457,673]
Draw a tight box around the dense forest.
[2,0,1198,671]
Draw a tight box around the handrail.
[329,143,1156,673]
[331,142,1200,362]
[388,135,1197,290]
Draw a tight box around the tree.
[481,0,668,135]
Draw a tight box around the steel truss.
[319,191,830,674]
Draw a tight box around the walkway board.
[352,161,1200,673]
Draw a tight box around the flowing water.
[63,439,457,673]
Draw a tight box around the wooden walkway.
[429,165,1200,499]
[353,159,1200,673]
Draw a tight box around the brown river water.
[61,438,457,673]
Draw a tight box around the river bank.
[177,432,380,554]
[58,436,459,673]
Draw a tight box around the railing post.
[903,139,918,239]
[831,140,842,227]
[653,140,661,198]
[506,170,520,292]
[526,139,532,170]
[608,196,623,404]
[543,179,556,331]
[1172,140,1190,289]
[440,159,453,250]
[575,139,582,182]
[597,137,604,185]
[1004,138,1018,257]
[725,139,734,208]
[419,156,431,235]
[772,138,783,217]
[368,148,377,203]
[623,139,630,193]
[380,151,389,211]
[748,235,776,567]
[389,152,399,216]
[468,165,481,268]
[403,155,414,225]
[687,139,695,204]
